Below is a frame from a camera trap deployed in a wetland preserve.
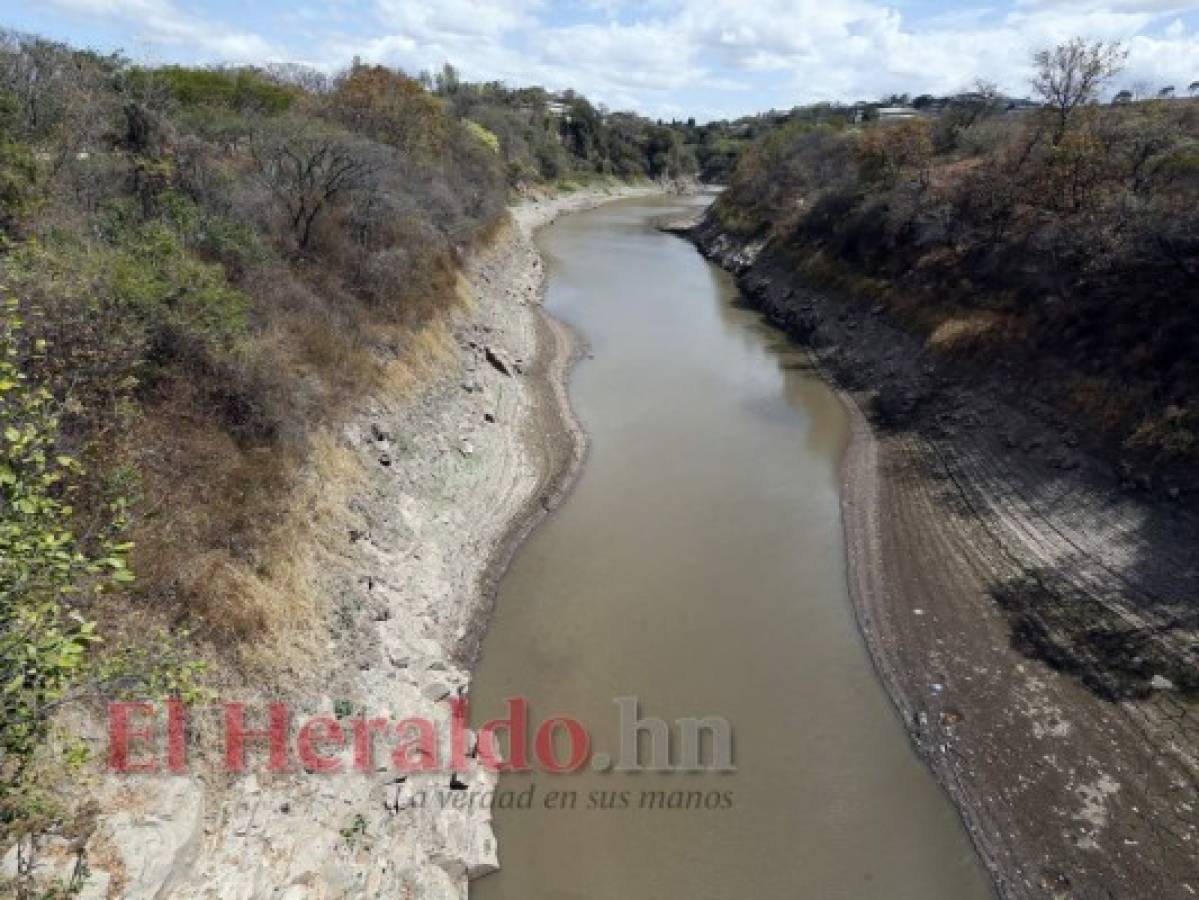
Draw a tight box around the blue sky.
[7,1,1199,119]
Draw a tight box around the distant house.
[876,106,920,121]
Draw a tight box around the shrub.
[1,301,204,891]
[464,119,500,155]
[135,65,298,114]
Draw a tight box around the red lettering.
[166,698,187,774]
[392,718,439,772]
[297,716,344,774]
[534,716,589,774]
[476,697,530,773]
[108,702,158,773]
[351,717,390,772]
[449,694,469,771]
[224,703,290,773]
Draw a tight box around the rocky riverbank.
[685,214,1199,899]
[35,184,657,899]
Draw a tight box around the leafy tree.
[463,120,500,154]
[329,64,447,157]
[142,65,297,114]
[433,63,460,97]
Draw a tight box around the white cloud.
[32,0,1199,118]
[44,0,282,60]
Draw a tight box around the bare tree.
[265,62,330,95]
[252,116,382,252]
[959,78,1004,126]
[1031,38,1126,143]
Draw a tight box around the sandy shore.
[60,184,657,899]
[689,221,1199,900]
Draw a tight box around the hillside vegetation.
[0,30,698,881]
[712,39,1199,479]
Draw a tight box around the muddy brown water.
[470,195,991,900]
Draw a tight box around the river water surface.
[471,195,991,899]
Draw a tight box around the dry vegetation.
[714,39,1199,474]
[0,42,517,687]
[0,31,707,891]
[0,24,713,732]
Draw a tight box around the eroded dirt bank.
[53,185,656,899]
[686,217,1199,900]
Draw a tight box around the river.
[470,194,991,899]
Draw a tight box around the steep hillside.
[0,30,678,893]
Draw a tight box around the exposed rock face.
[69,185,656,899]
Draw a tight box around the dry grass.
[926,311,1006,355]
[100,229,483,689]
[378,290,462,394]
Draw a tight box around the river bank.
[684,216,1199,899]
[42,183,657,899]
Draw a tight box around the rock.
[458,439,474,457]
[1149,674,1176,691]
[484,347,514,376]
[422,682,451,702]
[93,779,205,899]
[483,412,496,424]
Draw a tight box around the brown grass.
[926,311,1006,355]
[98,228,484,689]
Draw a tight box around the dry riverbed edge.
[26,184,659,899]
[684,217,1199,900]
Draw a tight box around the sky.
[6,0,1199,120]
